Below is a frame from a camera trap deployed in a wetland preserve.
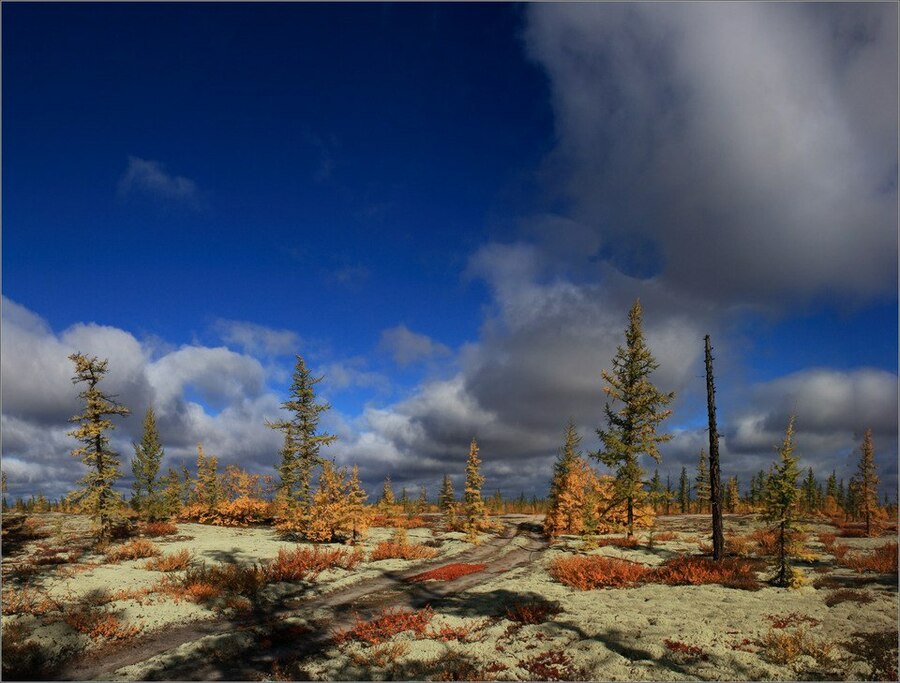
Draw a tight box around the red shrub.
[594,536,639,549]
[824,590,874,607]
[651,556,761,590]
[426,621,486,643]
[518,651,590,680]
[549,555,648,590]
[141,521,178,537]
[766,612,821,629]
[818,533,837,551]
[840,542,898,574]
[407,563,486,582]
[332,607,434,645]
[265,546,362,583]
[505,600,562,624]
[664,639,708,661]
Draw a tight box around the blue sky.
[2,3,897,502]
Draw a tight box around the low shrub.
[818,532,837,551]
[426,620,487,643]
[759,627,833,666]
[63,604,141,641]
[144,549,192,572]
[749,528,779,556]
[1,622,47,679]
[407,563,486,582]
[844,629,898,681]
[549,555,648,590]
[369,540,437,561]
[824,589,874,607]
[333,607,434,645]
[105,538,161,562]
[654,531,677,542]
[766,612,821,629]
[141,521,178,537]
[652,556,761,590]
[663,639,709,661]
[594,535,639,549]
[1,587,60,616]
[725,534,754,557]
[348,641,410,669]
[203,497,273,527]
[840,542,898,574]
[505,599,562,624]
[831,544,851,561]
[265,546,362,582]
[518,651,591,681]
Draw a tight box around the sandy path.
[58,518,549,681]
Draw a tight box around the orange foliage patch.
[840,542,898,574]
[1,587,60,616]
[63,605,141,641]
[144,549,192,572]
[265,546,362,583]
[652,556,761,590]
[369,540,437,561]
[407,563,486,582]
[595,536,639,549]
[141,521,178,537]
[749,529,778,555]
[549,555,649,590]
[818,533,837,551]
[105,539,161,562]
[426,621,486,643]
[654,532,677,542]
[332,607,434,645]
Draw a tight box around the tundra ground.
[1,513,896,681]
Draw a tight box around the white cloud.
[213,319,300,357]
[378,325,451,366]
[118,156,199,203]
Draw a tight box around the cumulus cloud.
[378,325,451,366]
[118,156,199,203]
[524,3,897,306]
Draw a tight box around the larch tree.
[762,417,802,587]
[439,475,455,512]
[695,449,710,514]
[856,428,880,536]
[595,300,674,537]
[161,467,183,518]
[725,476,740,513]
[306,460,350,543]
[266,355,336,517]
[416,485,428,514]
[545,421,589,536]
[463,438,490,541]
[194,444,222,511]
[347,465,370,543]
[131,407,164,519]
[678,466,690,514]
[67,353,130,540]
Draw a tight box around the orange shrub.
[369,540,437,561]
[725,534,754,557]
[840,542,898,574]
[595,536,639,549]
[105,539,161,562]
[63,605,140,641]
[832,544,851,561]
[549,555,649,590]
[144,549,192,572]
[333,607,434,645]
[749,529,778,555]
[407,563,486,582]
[265,546,362,583]
[818,533,837,551]
[203,497,273,527]
[141,521,178,537]
[426,621,486,643]
[177,503,207,523]
[1,587,59,616]
[654,532,677,542]
[185,582,223,603]
[652,556,761,590]
[505,600,562,624]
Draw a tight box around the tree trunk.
[626,496,634,537]
[705,335,725,561]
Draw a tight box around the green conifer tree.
[439,474,455,512]
[161,467,183,518]
[648,469,665,513]
[131,407,165,519]
[762,417,802,587]
[266,355,336,515]
[678,466,690,514]
[594,300,674,536]
[67,353,130,540]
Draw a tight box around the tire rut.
[59,520,549,681]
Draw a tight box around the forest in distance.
[1,300,896,682]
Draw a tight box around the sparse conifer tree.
[545,421,590,536]
[194,444,222,510]
[131,407,165,519]
[67,353,130,540]
[837,478,846,510]
[762,417,802,587]
[664,472,674,516]
[266,355,336,517]
[678,466,690,514]
[648,469,665,513]
[695,449,710,514]
[416,485,428,514]
[347,465,370,543]
[439,475,455,511]
[463,438,490,542]
[801,467,820,514]
[161,467,183,518]
[306,460,351,542]
[595,300,674,537]
[856,429,880,536]
[725,476,740,513]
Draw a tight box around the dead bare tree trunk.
[705,335,725,561]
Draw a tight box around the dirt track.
[59,518,549,681]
